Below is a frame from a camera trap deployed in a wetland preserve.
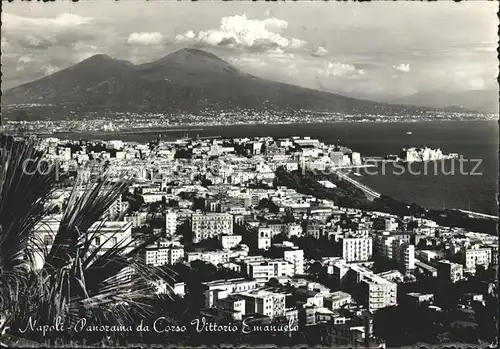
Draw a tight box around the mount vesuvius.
[2,48,444,119]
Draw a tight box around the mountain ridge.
[1,48,481,120]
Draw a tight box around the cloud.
[16,54,35,71]
[3,13,93,28]
[393,63,410,73]
[319,61,365,77]
[262,18,288,31]
[17,35,55,50]
[311,46,328,57]
[290,38,307,49]
[175,14,307,53]
[127,32,165,46]
[468,78,485,90]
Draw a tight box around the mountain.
[389,90,499,114]
[1,48,456,119]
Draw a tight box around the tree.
[0,136,176,346]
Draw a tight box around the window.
[95,237,101,245]
[111,237,118,245]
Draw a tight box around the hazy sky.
[2,1,498,98]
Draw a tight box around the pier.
[336,171,381,200]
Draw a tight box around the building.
[324,291,353,310]
[403,293,434,307]
[145,240,184,266]
[88,221,133,256]
[306,222,323,239]
[348,264,397,313]
[104,195,128,220]
[105,140,124,150]
[190,213,233,243]
[373,233,414,274]
[437,260,464,283]
[246,259,293,280]
[285,223,303,237]
[241,290,286,318]
[125,212,148,228]
[32,215,62,270]
[360,275,397,313]
[203,278,258,307]
[351,152,361,166]
[458,247,492,272]
[270,242,305,276]
[186,248,248,266]
[283,248,304,276]
[257,227,272,250]
[219,234,242,249]
[32,216,133,270]
[216,295,246,321]
[329,152,344,167]
[340,237,373,262]
[392,241,415,275]
[165,211,178,236]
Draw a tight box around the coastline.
[44,118,499,137]
[34,120,497,217]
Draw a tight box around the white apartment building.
[89,221,133,255]
[186,248,248,266]
[244,258,293,280]
[349,264,397,313]
[203,278,258,307]
[104,195,129,220]
[285,223,303,237]
[283,248,305,275]
[125,212,148,227]
[219,234,242,249]
[145,240,184,266]
[165,211,178,236]
[459,247,492,272]
[270,242,304,275]
[32,217,133,270]
[32,215,62,270]
[191,213,233,243]
[217,296,246,320]
[340,237,373,262]
[391,241,415,275]
[324,291,353,310]
[374,233,414,274]
[241,290,286,318]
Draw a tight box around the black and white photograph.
[0,0,498,347]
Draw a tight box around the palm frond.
[0,135,56,278]
[1,136,180,346]
[0,135,56,324]
[44,172,130,273]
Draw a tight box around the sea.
[57,120,498,216]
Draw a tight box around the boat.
[406,131,413,135]
[353,172,363,177]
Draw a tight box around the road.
[336,171,381,200]
[458,209,498,220]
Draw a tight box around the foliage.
[0,136,174,346]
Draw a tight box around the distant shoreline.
[40,118,497,138]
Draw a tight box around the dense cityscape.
[1,107,497,136]
[22,134,498,346]
[1,2,498,348]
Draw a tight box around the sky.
[2,1,498,100]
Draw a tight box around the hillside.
[2,48,447,120]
